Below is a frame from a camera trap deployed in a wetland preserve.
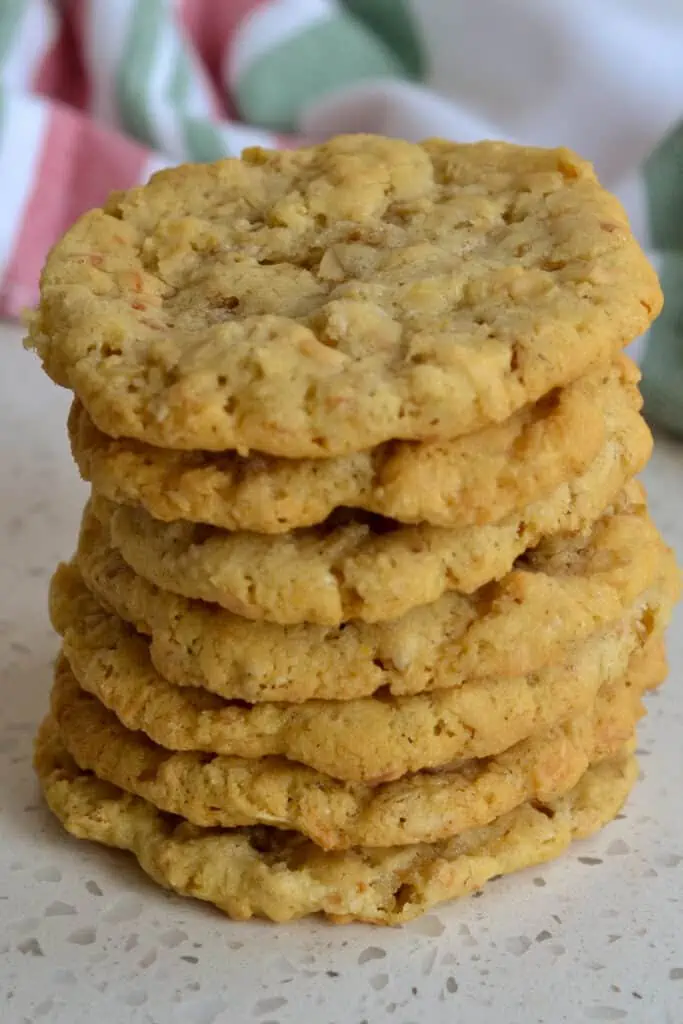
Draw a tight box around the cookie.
[51,655,647,850]
[35,718,638,924]
[73,494,677,703]
[69,359,639,532]
[93,398,651,625]
[52,565,670,782]
[27,135,660,457]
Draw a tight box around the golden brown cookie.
[69,359,639,532]
[52,565,671,782]
[35,717,638,924]
[51,655,647,849]
[93,397,651,626]
[27,135,660,457]
[72,494,677,703]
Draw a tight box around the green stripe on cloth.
[234,15,404,132]
[641,252,683,438]
[341,0,426,79]
[116,0,164,146]
[170,47,201,158]
[170,49,224,162]
[169,46,192,110]
[643,123,683,434]
[644,122,683,251]
[182,117,228,162]
[0,0,28,68]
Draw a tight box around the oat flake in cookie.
[27,135,660,456]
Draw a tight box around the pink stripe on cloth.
[61,0,89,53]
[32,5,89,111]
[0,104,152,318]
[180,0,267,117]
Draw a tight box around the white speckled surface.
[1,320,682,1024]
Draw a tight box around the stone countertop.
[1,320,682,1024]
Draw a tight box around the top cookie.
[28,135,660,457]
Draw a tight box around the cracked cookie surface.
[28,135,660,457]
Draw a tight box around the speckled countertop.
[1,320,682,1024]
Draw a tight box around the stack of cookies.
[27,136,679,924]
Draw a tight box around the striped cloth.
[2,0,683,431]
